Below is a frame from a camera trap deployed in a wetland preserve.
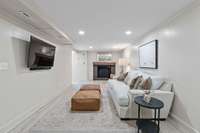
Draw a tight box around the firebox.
[93,62,115,80]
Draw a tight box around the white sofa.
[107,70,174,119]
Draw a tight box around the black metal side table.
[134,96,164,133]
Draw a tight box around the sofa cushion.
[129,76,140,89]
[133,76,143,89]
[117,72,128,81]
[150,76,165,90]
[124,75,131,85]
[112,86,129,106]
[159,81,172,91]
[139,77,152,90]
[124,71,139,85]
[107,79,117,89]
[108,80,129,106]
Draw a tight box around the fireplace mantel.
[93,61,116,66]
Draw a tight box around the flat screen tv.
[27,36,56,70]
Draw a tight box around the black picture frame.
[139,40,158,69]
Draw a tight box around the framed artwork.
[139,40,158,69]
[97,53,112,61]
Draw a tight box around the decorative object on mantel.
[143,90,152,103]
[139,40,158,69]
[118,58,128,74]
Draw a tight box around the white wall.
[123,46,139,72]
[72,50,87,83]
[0,18,72,132]
[122,4,200,132]
[87,51,122,81]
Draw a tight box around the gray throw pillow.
[117,72,128,81]
[140,77,152,90]
[129,76,140,89]
[133,76,143,89]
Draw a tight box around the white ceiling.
[21,0,195,51]
[0,0,72,45]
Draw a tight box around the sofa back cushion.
[133,76,143,89]
[129,76,140,89]
[159,81,173,91]
[122,69,173,92]
[124,71,138,85]
[133,76,153,90]
[117,72,128,81]
[141,77,152,90]
[150,76,165,90]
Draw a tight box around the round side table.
[134,96,164,133]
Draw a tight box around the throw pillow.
[133,76,143,89]
[124,72,139,85]
[150,76,165,90]
[142,77,152,90]
[117,72,128,81]
[129,76,140,89]
[124,73,130,84]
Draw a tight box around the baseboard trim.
[0,87,68,133]
[170,113,199,133]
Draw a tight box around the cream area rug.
[29,84,136,133]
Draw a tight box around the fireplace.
[93,62,115,80]
[97,65,110,78]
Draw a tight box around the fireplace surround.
[93,62,115,80]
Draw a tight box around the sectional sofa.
[107,70,174,119]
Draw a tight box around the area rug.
[29,84,136,133]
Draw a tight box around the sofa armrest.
[128,90,174,98]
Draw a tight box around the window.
[97,53,112,61]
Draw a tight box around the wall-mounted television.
[27,36,56,70]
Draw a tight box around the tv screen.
[28,36,56,70]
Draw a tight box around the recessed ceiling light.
[78,30,85,35]
[113,46,120,49]
[125,30,132,35]
[89,46,93,49]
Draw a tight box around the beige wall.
[0,18,72,132]
[87,51,122,80]
[122,4,200,133]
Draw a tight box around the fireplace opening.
[97,65,110,78]
[93,62,115,80]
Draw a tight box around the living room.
[0,0,200,133]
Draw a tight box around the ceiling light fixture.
[89,46,93,49]
[78,30,85,35]
[125,30,132,35]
